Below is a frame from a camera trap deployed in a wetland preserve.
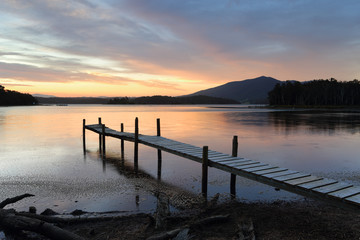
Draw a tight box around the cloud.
[137,79,183,91]
[0,0,359,97]
[120,0,360,78]
[1,83,33,87]
[0,61,134,84]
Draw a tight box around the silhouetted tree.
[108,97,131,104]
[268,79,360,106]
[0,85,38,106]
[107,95,238,104]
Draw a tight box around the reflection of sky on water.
[223,110,360,134]
[267,111,360,135]
[1,105,360,213]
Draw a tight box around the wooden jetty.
[83,117,360,210]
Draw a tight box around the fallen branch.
[0,193,34,209]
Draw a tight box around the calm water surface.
[1,105,360,214]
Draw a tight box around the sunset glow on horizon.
[1,0,360,97]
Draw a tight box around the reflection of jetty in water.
[86,151,200,210]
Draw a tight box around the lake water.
[1,105,360,214]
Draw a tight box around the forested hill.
[0,85,38,106]
[268,78,360,106]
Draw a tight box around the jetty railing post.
[82,119,86,154]
[121,123,124,161]
[98,117,102,153]
[102,124,106,157]
[202,146,209,198]
[134,117,139,173]
[157,118,162,180]
[230,136,238,198]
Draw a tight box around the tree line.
[108,95,238,104]
[268,78,360,106]
[0,85,38,106]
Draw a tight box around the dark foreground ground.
[62,199,360,240]
[2,165,360,239]
[2,198,360,239]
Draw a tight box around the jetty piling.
[83,117,360,210]
[157,118,162,180]
[134,117,139,173]
[230,136,238,198]
[202,146,209,198]
[82,119,86,154]
[98,117,102,153]
[121,123,124,160]
[102,124,106,157]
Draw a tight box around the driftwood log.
[0,194,85,240]
[154,192,170,229]
[146,214,230,240]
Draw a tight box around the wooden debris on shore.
[146,214,230,240]
[0,194,85,240]
[154,192,170,229]
[173,228,191,240]
[235,217,255,240]
[0,193,34,209]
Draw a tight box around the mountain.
[187,76,281,103]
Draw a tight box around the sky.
[0,0,360,97]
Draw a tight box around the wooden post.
[102,124,106,157]
[121,123,124,161]
[157,118,162,180]
[157,118,161,137]
[98,117,102,153]
[202,146,209,198]
[82,119,86,154]
[230,136,238,197]
[134,117,139,173]
[157,150,162,180]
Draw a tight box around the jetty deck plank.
[297,178,338,189]
[313,182,353,194]
[262,170,299,178]
[273,173,311,182]
[329,186,360,199]
[85,123,360,210]
[345,194,360,205]
[255,167,288,175]
[245,165,277,173]
[285,176,323,186]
